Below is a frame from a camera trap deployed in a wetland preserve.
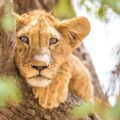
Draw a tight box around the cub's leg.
[33,63,71,109]
[69,55,93,101]
[69,55,101,119]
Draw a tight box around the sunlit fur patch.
[33,53,50,63]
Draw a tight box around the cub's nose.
[31,65,48,71]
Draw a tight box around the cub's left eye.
[19,36,29,44]
[49,38,59,45]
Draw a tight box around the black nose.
[31,65,48,71]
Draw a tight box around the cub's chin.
[27,76,52,87]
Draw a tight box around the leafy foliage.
[53,0,120,20]
[53,0,75,19]
[79,0,120,20]
[72,102,94,118]
[72,99,120,120]
[0,0,16,31]
[1,15,16,31]
[0,76,22,108]
[102,0,120,14]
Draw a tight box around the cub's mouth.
[27,75,52,87]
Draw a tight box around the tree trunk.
[74,44,107,101]
[0,0,16,75]
[0,0,106,120]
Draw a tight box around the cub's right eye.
[18,36,29,44]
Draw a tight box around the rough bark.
[0,0,16,74]
[0,0,106,120]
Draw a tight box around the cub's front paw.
[32,84,68,109]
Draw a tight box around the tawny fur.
[15,10,93,109]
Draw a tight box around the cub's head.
[15,10,90,87]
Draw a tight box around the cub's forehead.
[21,10,54,23]
[17,10,59,36]
[20,10,58,26]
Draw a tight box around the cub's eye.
[49,38,59,45]
[19,36,29,44]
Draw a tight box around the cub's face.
[15,10,90,87]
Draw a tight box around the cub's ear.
[58,17,90,49]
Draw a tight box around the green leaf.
[72,102,94,118]
[103,0,120,14]
[96,5,108,20]
[0,76,22,108]
[1,15,16,31]
[53,0,75,19]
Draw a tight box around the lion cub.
[15,10,93,109]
